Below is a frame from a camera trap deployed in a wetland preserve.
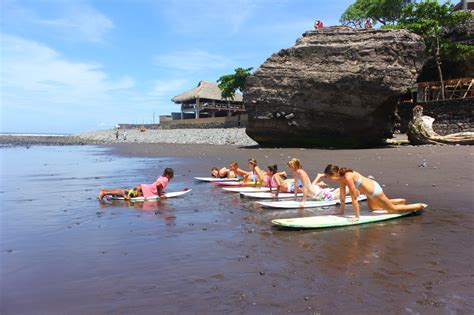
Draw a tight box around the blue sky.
[1,0,356,134]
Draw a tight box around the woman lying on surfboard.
[210,166,230,178]
[229,162,250,180]
[246,158,266,185]
[265,165,301,196]
[323,164,427,220]
[287,158,342,207]
[98,168,174,201]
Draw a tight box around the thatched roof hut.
[172,80,243,103]
[171,81,245,119]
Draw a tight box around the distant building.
[171,81,245,120]
[454,0,474,11]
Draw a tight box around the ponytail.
[267,164,278,174]
[338,167,353,176]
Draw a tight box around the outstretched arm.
[156,183,166,199]
[344,173,360,219]
[311,173,326,186]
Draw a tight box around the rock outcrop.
[244,27,426,148]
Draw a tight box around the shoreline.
[1,128,417,148]
[0,128,258,147]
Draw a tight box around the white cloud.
[160,0,268,35]
[150,79,189,97]
[39,2,114,43]
[3,0,114,43]
[1,34,134,113]
[154,50,234,72]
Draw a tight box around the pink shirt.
[141,176,169,198]
[265,176,277,188]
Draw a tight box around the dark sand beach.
[1,143,473,314]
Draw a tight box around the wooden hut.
[171,81,245,119]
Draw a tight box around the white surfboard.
[240,191,303,199]
[109,189,192,202]
[257,195,367,209]
[194,177,238,182]
[271,210,417,229]
[222,187,271,193]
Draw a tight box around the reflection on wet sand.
[99,199,177,223]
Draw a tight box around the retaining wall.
[398,97,474,135]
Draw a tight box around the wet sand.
[1,144,473,314]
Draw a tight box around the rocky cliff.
[244,27,426,148]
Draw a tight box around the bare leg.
[371,194,424,212]
[273,174,289,192]
[390,198,406,205]
[99,189,125,200]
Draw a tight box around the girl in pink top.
[99,168,174,200]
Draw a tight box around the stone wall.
[160,115,248,129]
[398,97,474,135]
[117,123,161,130]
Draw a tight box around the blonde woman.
[324,164,427,220]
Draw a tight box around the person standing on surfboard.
[98,168,174,201]
[323,164,427,220]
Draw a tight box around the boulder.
[244,27,426,148]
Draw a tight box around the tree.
[217,67,253,100]
[393,0,473,99]
[340,0,411,28]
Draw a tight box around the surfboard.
[240,191,303,199]
[109,189,192,202]
[222,187,272,193]
[194,177,238,182]
[213,181,259,187]
[257,195,367,209]
[271,210,417,229]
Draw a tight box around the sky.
[1,0,356,134]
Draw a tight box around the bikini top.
[354,173,362,189]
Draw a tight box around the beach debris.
[288,121,298,128]
[419,159,427,167]
[408,105,474,145]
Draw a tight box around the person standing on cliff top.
[314,20,324,29]
[364,19,373,29]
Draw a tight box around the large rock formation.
[244,27,426,148]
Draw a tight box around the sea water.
[1,145,472,314]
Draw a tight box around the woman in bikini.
[228,162,249,180]
[323,164,427,220]
[265,165,298,195]
[246,158,266,185]
[210,166,230,178]
[287,158,340,206]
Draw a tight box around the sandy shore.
[77,128,258,146]
[2,140,473,313]
[0,128,258,147]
